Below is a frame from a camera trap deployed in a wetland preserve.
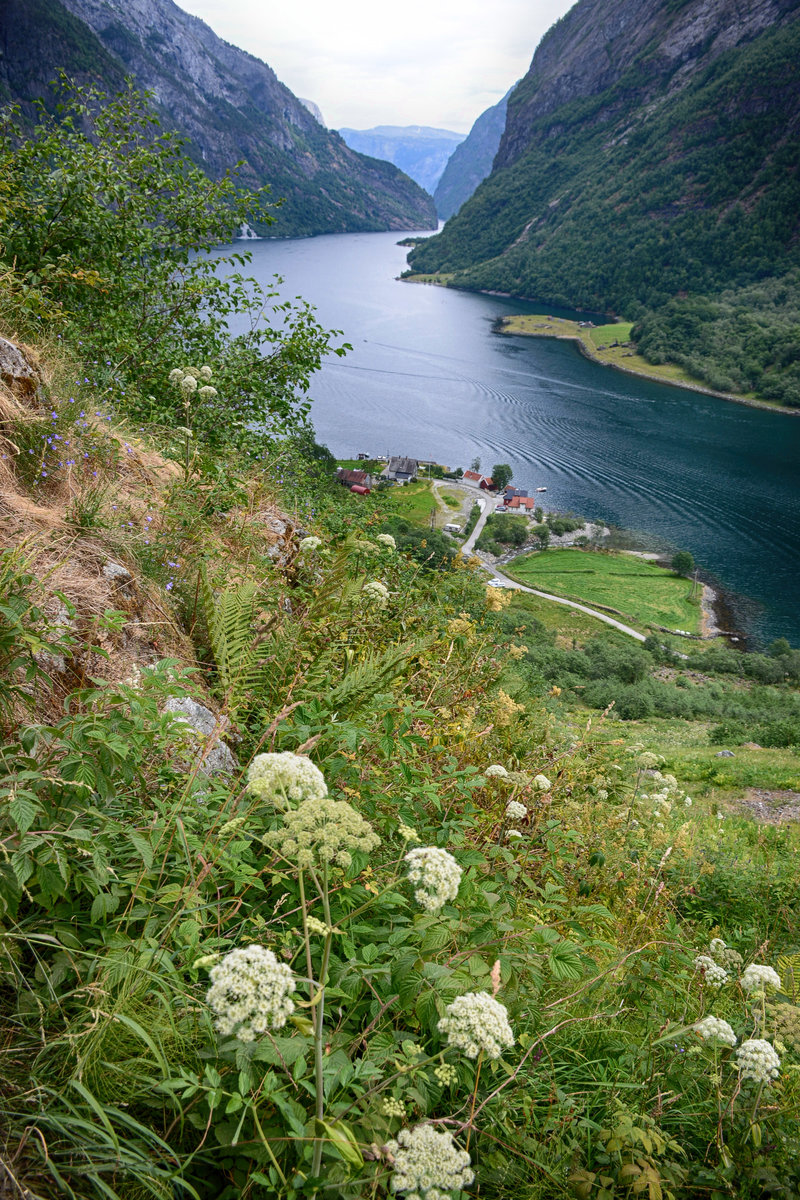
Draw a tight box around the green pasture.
[507,548,701,632]
[385,479,438,525]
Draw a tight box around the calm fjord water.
[233,230,800,646]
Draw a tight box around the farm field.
[506,548,701,632]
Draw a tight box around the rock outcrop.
[433,88,513,220]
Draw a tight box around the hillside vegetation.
[1,76,799,1200]
[408,1,800,406]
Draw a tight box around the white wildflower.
[179,374,198,395]
[398,824,421,843]
[247,751,327,809]
[534,774,551,791]
[684,797,693,807]
[694,955,729,989]
[405,847,462,912]
[735,1038,781,1084]
[199,364,213,380]
[386,1123,473,1200]
[506,829,524,841]
[376,533,396,549]
[485,764,508,778]
[168,367,184,384]
[438,991,514,1060]
[364,580,390,608]
[694,1016,737,1047]
[299,535,322,552]
[597,788,608,801]
[198,385,218,400]
[206,945,295,1042]
[505,800,527,823]
[741,964,782,994]
[638,752,661,769]
[271,795,380,870]
[709,938,728,960]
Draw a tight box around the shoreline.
[399,278,796,417]
[495,316,799,418]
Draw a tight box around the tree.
[491,463,513,491]
[671,550,695,577]
[469,456,481,472]
[0,78,346,449]
[532,524,550,548]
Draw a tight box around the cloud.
[176,0,576,132]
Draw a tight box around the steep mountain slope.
[433,88,513,220]
[338,126,465,195]
[1,0,436,236]
[409,0,800,403]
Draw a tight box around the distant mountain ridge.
[0,0,436,237]
[338,125,465,196]
[433,88,513,220]
[409,0,800,405]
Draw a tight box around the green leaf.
[547,942,583,981]
[318,1118,363,1166]
[8,793,39,833]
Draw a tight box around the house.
[506,496,537,512]
[337,467,373,489]
[463,470,484,485]
[384,456,418,483]
[504,487,530,500]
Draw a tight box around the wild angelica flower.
[386,1124,473,1200]
[271,795,379,869]
[381,1097,406,1118]
[405,847,462,912]
[505,800,527,822]
[506,829,524,841]
[741,964,782,994]
[179,374,198,395]
[694,1016,737,1047]
[198,385,218,400]
[694,955,728,989]
[299,535,322,552]
[364,579,390,608]
[247,751,328,809]
[305,915,332,936]
[735,1038,780,1084]
[433,1062,457,1087]
[398,824,421,843]
[438,991,514,1060]
[206,945,295,1042]
[376,533,396,549]
[534,774,551,791]
[709,938,728,959]
[199,364,213,381]
[485,764,508,778]
[638,752,661,769]
[168,367,184,384]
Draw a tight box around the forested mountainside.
[0,0,436,236]
[339,126,465,196]
[409,0,800,405]
[433,88,512,220]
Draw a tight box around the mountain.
[338,126,465,196]
[408,0,800,404]
[0,0,436,237]
[433,88,513,220]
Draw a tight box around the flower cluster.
[506,830,523,841]
[485,586,511,612]
[247,751,328,809]
[735,1038,781,1084]
[638,751,663,770]
[493,689,524,727]
[505,800,527,823]
[206,945,295,1042]
[533,774,551,791]
[485,764,508,779]
[438,991,514,1060]
[386,1124,474,1200]
[376,533,396,549]
[768,1002,800,1055]
[446,613,475,639]
[305,915,333,937]
[741,964,782,994]
[170,365,216,400]
[694,955,729,989]
[299,535,322,552]
[364,580,390,608]
[271,795,380,870]
[398,824,421,843]
[405,847,462,912]
[694,1016,737,1047]
[382,1097,406,1118]
[433,1062,457,1087]
[708,938,743,970]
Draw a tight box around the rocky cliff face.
[433,88,512,220]
[408,0,800,310]
[1,0,436,236]
[498,0,797,170]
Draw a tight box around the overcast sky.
[175,0,577,133]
